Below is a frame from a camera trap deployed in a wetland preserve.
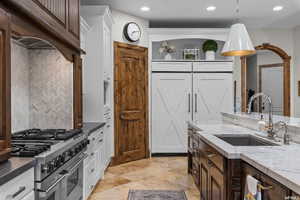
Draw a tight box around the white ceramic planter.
[205,51,215,61]
[164,53,172,60]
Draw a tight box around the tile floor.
[88,157,200,200]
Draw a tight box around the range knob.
[48,162,54,172]
[54,159,61,168]
[68,150,74,156]
[60,154,65,163]
[41,164,49,173]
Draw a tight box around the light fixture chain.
[236,0,240,23]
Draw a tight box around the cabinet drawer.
[199,139,224,172]
[0,168,34,200]
[193,62,233,72]
[152,62,192,72]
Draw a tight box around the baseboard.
[151,153,187,157]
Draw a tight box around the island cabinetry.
[242,162,290,200]
[188,129,242,200]
[188,131,226,200]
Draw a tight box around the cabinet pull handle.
[188,93,191,113]
[90,152,94,156]
[12,186,26,198]
[195,94,198,113]
[258,184,273,191]
[205,151,216,158]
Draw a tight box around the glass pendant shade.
[221,23,256,56]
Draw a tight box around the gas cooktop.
[12,128,82,141]
[11,128,84,157]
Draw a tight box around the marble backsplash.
[11,41,73,132]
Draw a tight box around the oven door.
[37,174,63,200]
[61,155,84,200]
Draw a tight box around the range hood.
[13,37,55,50]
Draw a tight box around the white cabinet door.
[151,73,192,153]
[193,73,233,124]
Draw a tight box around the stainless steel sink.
[215,134,279,146]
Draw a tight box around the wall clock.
[123,22,141,42]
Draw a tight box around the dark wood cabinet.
[73,55,83,128]
[188,129,226,200]
[4,0,80,49]
[0,7,11,163]
[242,162,290,200]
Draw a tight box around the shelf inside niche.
[152,38,230,61]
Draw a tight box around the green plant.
[202,40,218,52]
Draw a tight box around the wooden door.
[210,164,225,200]
[193,73,233,124]
[0,7,11,162]
[200,157,210,200]
[113,42,148,165]
[73,55,83,128]
[151,73,192,153]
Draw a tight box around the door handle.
[188,93,191,113]
[195,94,198,113]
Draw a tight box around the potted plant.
[159,41,176,60]
[202,40,218,60]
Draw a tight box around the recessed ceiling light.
[141,6,150,12]
[273,5,283,11]
[206,6,216,11]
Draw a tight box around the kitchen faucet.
[247,93,276,139]
[276,121,290,145]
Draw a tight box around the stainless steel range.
[11,129,89,200]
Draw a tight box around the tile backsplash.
[11,41,73,132]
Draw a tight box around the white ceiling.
[81,0,300,28]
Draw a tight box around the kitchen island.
[188,112,300,200]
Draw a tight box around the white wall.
[111,9,149,47]
[293,26,300,117]
[233,28,295,115]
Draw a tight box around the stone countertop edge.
[0,157,36,186]
[82,122,106,136]
[240,154,300,193]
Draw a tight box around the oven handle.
[65,154,87,176]
[43,173,66,194]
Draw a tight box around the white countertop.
[188,121,300,193]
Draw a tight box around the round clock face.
[124,22,141,42]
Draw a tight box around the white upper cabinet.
[151,71,192,153]
[152,62,192,72]
[193,62,233,72]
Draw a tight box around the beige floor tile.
[88,157,199,200]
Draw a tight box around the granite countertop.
[0,157,36,186]
[188,121,300,193]
[82,122,106,136]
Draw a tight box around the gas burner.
[12,128,82,141]
[11,142,52,157]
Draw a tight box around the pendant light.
[221,0,255,56]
